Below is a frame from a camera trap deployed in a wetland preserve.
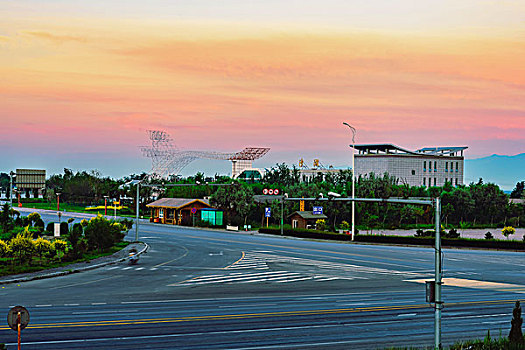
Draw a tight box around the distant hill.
[465,153,525,191]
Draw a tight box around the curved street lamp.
[343,122,356,240]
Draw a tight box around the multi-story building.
[352,144,467,187]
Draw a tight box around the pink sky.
[1,1,524,178]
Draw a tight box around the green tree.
[510,181,525,199]
[0,203,14,233]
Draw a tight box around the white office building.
[352,144,467,187]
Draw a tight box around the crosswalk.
[171,270,359,286]
[103,250,425,286]
[226,251,422,277]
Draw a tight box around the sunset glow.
[1,1,524,178]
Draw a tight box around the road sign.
[274,189,279,195]
[191,207,197,214]
[313,206,323,215]
[263,188,269,195]
[7,306,30,331]
[265,207,271,217]
[268,189,274,195]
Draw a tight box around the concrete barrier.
[226,225,238,231]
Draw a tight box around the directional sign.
[7,306,30,331]
[265,207,271,217]
[313,206,323,215]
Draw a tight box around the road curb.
[0,242,149,285]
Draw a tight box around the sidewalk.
[0,242,148,285]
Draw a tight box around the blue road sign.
[313,206,323,215]
[265,207,271,217]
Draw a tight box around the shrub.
[340,221,350,230]
[34,218,45,233]
[9,232,35,263]
[84,215,126,252]
[27,212,41,225]
[502,226,516,239]
[46,222,55,234]
[446,228,460,239]
[485,232,494,240]
[509,300,524,346]
[52,239,68,256]
[33,237,53,260]
[316,219,326,231]
[0,239,10,257]
[60,222,69,236]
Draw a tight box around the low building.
[287,211,328,229]
[353,144,467,188]
[147,198,212,225]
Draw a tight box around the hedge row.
[258,228,525,251]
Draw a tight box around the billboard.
[15,169,46,189]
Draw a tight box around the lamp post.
[343,122,357,240]
[104,195,109,216]
[56,192,61,211]
[9,171,15,210]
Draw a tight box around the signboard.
[300,200,305,211]
[265,207,271,217]
[191,207,197,214]
[313,206,323,215]
[54,223,60,237]
[263,188,280,195]
[15,169,45,189]
[7,306,30,331]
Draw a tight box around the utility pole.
[135,182,140,242]
[434,197,442,349]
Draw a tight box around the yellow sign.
[113,201,120,205]
[300,200,305,211]
[313,159,320,167]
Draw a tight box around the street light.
[104,195,109,216]
[121,179,143,242]
[56,192,62,211]
[343,122,357,240]
[9,171,15,210]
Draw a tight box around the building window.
[456,162,459,172]
[445,162,448,172]
[423,161,427,172]
[429,161,432,171]
[455,178,458,186]
[434,161,437,172]
[434,178,437,186]
[412,170,415,175]
[423,178,426,186]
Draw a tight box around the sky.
[1,1,524,182]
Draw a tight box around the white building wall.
[355,155,464,187]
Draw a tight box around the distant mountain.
[465,153,525,191]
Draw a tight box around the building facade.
[353,144,467,188]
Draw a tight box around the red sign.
[191,207,197,214]
[263,188,269,195]
[268,189,274,195]
[263,188,280,195]
[274,189,279,195]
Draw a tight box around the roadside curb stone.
[0,242,149,285]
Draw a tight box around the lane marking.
[1,299,518,331]
[154,245,189,268]
[50,275,121,290]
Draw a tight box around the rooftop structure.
[141,130,269,178]
[351,144,468,188]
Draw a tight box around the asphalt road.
[1,209,524,349]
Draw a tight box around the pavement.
[0,242,148,285]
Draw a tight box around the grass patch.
[0,241,130,277]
